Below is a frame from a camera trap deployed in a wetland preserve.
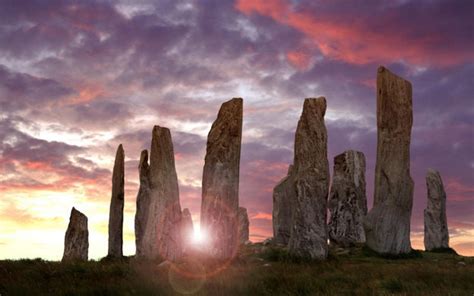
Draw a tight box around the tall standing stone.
[62,207,88,262]
[142,126,183,260]
[201,98,243,259]
[108,144,124,257]
[288,97,329,259]
[328,150,367,247]
[424,169,449,251]
[364,66,414,254]
[238,207,249,244]
[272,164,295,245]
[135,149,151,256]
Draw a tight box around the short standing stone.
[424,169,449,251]
[62,207,88,262]
[272,165,295,245]
[135,149,151,256]
[238,207,249,244]
[108,144,125,257]
[201,98,243,259]
[328,150,367,247]
[288,97,330,259]
[364,66,414,254]
[181,208,194,250]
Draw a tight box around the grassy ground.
[0,244,472,295]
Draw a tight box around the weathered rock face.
[62,207,88,262]
[364,66,414,254]
[288,97,329,259]
[201,98,243,258]
[424,169,449,251]
[272,164,295,245]
[141,126,183,260]
[108,144,125,257]
[238,207,249,244]
[181,208,194,250]
[135,149,151,256]
[328,150,367,247]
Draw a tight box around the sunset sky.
[0,0,473,260]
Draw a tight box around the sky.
[0,0,473,260]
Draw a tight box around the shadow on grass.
[361,246,423,259]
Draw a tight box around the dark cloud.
[0,65,74,112]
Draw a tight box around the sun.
[191,228,208,246]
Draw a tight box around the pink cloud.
[236,0,474,66]
[251,212,272,220]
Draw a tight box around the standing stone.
[288,97,329,259]
[238,207,249,244]
[364,66,414,254]
[201,98,243,259]
[108,144,124,257]
[328,150,367,247]
[181,208,194,250]
[272,164,295,245]
[424,169,449,251]
[142,126,183,260]
[62,207,88,262]
[135,149,151,256]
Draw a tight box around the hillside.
[0,244,472,295]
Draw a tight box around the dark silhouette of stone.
[62,207,88,262]
[108,144,124,257]
[135,149,150,256]
[328,150,367,247]
[364,66,414,254]
[142,126,183,260]
[288,97,329,259]
[201,98,243,259]
[238,207,249,244]
[181,208,194,251]
[272,164,295,245]
[424,169,449,251]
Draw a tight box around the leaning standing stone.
[328,150,367,247]
[62,207,88,262]
[364,66,414,254]
[201,98,243,259]
[288,97,330,259]
[108,144,125,258]
[424,169,450,251]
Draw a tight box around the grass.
[0,245,472,295]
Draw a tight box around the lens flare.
[191,228,207,246]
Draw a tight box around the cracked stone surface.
[328,150,367,247]
[201,98,243,259]
[364,66,414,255]
[424,169,449,251]
[288,97,329,259]
[141,126,183,260]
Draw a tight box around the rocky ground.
[0,244,472,295]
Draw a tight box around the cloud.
[236,0,474,66]
[0,65,74,112]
